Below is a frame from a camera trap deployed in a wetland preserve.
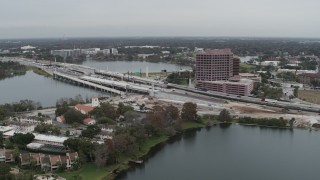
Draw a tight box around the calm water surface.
[0,71,106,107]
[120,124,320,180]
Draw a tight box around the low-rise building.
[16,116,52,124]
[0,148,14,163]
[83,118,96,125]
[197,79,254,96]
[56,115,65,123]
[74,104,94,115]
[298,73,320,85]
[32,133,69,146]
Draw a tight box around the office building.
[196,49,253,96]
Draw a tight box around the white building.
[92,97,100,107]
[0,126,13,133]
[101,49,110,55]
[111,48,118,55]
[257,61,280,66]
[21,45,36,50]
[16,117,52,125]
[51,49,81,59]
[81,48,101,55]
[32,133,69,146]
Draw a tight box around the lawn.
[298,90,320,105]
[58,163,108,180]
[181,121,205,130]
[240,63,256,73]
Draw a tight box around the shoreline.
[110,121,317,180]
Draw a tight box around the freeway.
[6,57,320,113]
[167,83,320,113]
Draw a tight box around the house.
[66,152,79,166]
[40,154,50,170]
[20,153,31,166]
[0,148,15,163]
[74,104,94,115]
[31,153,42,166]
[0,148,5,162]
[49,155,61,171]
[97,131,113,140]
[56,115,65,123]
[83,118,96,125]
[60,156,71,169]
[19,152,78,171]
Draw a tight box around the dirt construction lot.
[298,90,320,105]
[225,102,281,114]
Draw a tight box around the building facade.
[196,49,253,96]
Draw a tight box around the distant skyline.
[1,0,320,39]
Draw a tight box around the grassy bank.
[26,66,52,77]
[58,135,169,180]
[298,90,320,105]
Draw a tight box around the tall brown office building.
[195,49,253,96]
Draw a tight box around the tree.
[90,103,119,120]
[181,102,197,121]
[219,109,232,122]
[146,105,166,128]
[63,138,96,162]
[94,144,108,168]
[11,133,35,148]
[35,124,61,135]
[81,125,101,139]
[0,163,11,179]
[64,109,86,124]
[0,132,3,147]
[117,103,134,115]
[289,118,295,127]
[293,86,299,97]
[124,111,139,122]
[66,130,70,136]
[165,105,180,124]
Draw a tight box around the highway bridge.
[95,70,161,86]
[79,76,151,94]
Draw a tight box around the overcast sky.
[1,0,320,39]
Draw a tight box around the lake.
[0,71,105,107]
[119,124,320,180]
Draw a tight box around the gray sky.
[1,0,320,39]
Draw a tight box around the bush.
[238,117,287,127]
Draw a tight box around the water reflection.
[219,122,232,129]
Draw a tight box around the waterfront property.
[19,152,79,171]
